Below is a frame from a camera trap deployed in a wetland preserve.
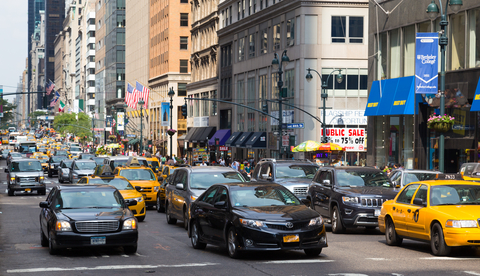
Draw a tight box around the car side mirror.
[127,199,137,206]
[214,201,227,209]
[39,201,49,208]
[392,181,401,188]
[176,183,184,190]
[4,168,8,173]
[135,186,142,192]
[301,198,310,206]
[413,198,426,207]
[322,180,331,186]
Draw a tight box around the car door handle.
[407,209,411,213]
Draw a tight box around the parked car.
[58,159,74,183]
[6,159,46,196]
[307,166,398,233]
[389,169,441,188]
[188,183,327,258]
[68,160,97,183]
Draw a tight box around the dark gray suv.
[6,159,46,196]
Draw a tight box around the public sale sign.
[320,128,367,152]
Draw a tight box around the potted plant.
[427,114,455,133]
[167,129,177,136]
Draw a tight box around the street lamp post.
[138,98,145,154]
[272,50,290,159]
[305,68,343,143]
[168,87,175,158]
[426,0,462,172]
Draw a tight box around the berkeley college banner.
[415,33,438,94]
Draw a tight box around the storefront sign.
[219,146,229,151]
[193,116,209,127]
[415,33,438,94]
[320,110,367,126]
[320,128,367,152]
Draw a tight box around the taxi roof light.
[125,157,141,168]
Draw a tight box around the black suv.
[250,159,318,199]
[307,166,398,233]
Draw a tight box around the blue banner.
[415,33,438,94]
[161,102,170,127]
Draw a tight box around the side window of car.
[396,184,420,204]
[46,188,56,203]
[203,187,218,205]
[413,184,428,203]
[213,187,228,204]
[324,171,333,184]
[174,171,186,185]
[391,171,401,184]
[113,168,119,175]
[259,163,269,180]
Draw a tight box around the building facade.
[29,10,46,116]
[28,0,45,112]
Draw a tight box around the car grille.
[140,187,152,193]
[266,221,309,231]
[293,187,308,197]
[75,220,119,233]
[361,198,387,207]
[18,177,36,182]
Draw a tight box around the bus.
[18,141,37,157]
[8,132,20,145]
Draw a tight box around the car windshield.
[190,172,245,189]
[70,147,81,151]
[404,172,439,185]
[81,154,94,159]
[55,190,124,209]
[11,161,43,172]
[10,153,23,158]
[51,156,66,162]
[148,161,160,169]
[337,170,392,187]
[92,157,105,165]
[56,151,68,156]
[230,185,300,207]
[63,160,74,167]
[119,169,156,181]
[275,165,318,179]
[88,178,134,190]
[430,185,480,206]
[74,162,97,170]
[37,157,48,161]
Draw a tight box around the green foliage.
[53,113,92,140]
[0,99,18,129]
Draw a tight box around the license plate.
[374,209,381,217]
[24,188,31,192]
[283,234,300,243]
[91,237,106,245]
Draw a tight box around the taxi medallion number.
[283,234,300,243]
[91,237,106,245]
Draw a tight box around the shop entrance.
[444,149,459,173]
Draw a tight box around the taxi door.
[406,184,428,240]
[171,170,188,217]
[390,184,420,237]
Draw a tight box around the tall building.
[82,1,96,116]
[30,10,46,115]
[28,0,45,112]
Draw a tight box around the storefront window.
[417,21,430,32]
[390,29,401,78]
[374,116,386,167]
[468,8,480,68]
[377,32,387,80]
[449,12,465,71]
[402,116,414,169]
[403,25,415,76]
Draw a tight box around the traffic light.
[181,104,188,117]
[262,103,268,113]
[280,87,288,97]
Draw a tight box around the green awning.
[128,138,139,145]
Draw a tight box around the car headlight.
[239,218,266,228]
[445,220,478,228]
[50,165,54,169]
[55,220,72,231]
[308,216,324,226]
[134,196,144,203]
[123,218,137,230]
[10,177,15,182]
[73,174,78,179]
[342,196,359,204]
[153,186,160,192]
[39,176,45,183]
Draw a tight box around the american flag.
[49,96,59,107]
[136,81,150,109]
[46,80,55,95]
[125,83,138,109]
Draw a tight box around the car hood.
[72,169,95,175]
[10,171,43,177]
[274,178,312,185]
[129,180,158,187]
[430,205,480,220]
[57,208,127,221]
[232,205,319,221]
[120,189,143,199]
[338,186,398,198]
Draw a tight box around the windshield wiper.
[458,202,480,205]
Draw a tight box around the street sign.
[282,135,289,147]
[126,134,136,138]
[287,123,304,129]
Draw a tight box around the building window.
[247,113,255,131]
[117,14,125,27]
[468,8,480,68]
[194,94,199,117]
[237,80,245,131]
[331,16,363,43]
[449,12,465,71]
[180,59,188,73]
[180,36,188,50]
[201,92,209,116]
[178,83,187,96]
[286,18,294,47]
[180,13,188,26]
[238,2,241,20]
[273,24,281,51]
[116,0,125,9]
[253,0,256,13]
[249,0,252,15]
[116,50,125,62]
[181,0,188,3]
[238,37,245,62]
[248,33,255,58]
[229,6,232,24]
[116,85,125,98]
[242,0,245,18]
[271,73,278,111]
[260,28,267,54]
[260,0,263,10]
[258,75,267,110]
[116,68,125,81]
[116,32,125,45]
[322,68,368,97]
[210,90,217,116]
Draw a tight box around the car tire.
[227,226,241,259]
[166,202,177,224]
[7,187,14,196]
[431,223,451,256]
[183,208,188,230]
[385,217,403,246]
[48,231,59,255]
[40,229,48,247]
[156,195,165,213]
[124,245,137,254]
[190,220,207,250]
[304,248,322,256]
[331,206,345,234]
[137,215,145,222]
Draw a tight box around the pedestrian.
[200,160,207,166]
[245,162,251,177]
[161,155,166,165]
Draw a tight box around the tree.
[0,99,18,129]
[53,113,92,141]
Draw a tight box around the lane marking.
[328,274,369,276]
[464,272,480,276]
[101,255,110,258]
[121,254,129,258]
[261,260,334,264]
[366,258,389,261]
[6,263,220,273]
[420,257,477,260]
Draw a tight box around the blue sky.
[0,1,28,103]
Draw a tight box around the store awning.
[191,127,216,143]
[233,132,254,148]
[208,129,231,146]
[185,128,199,142]
[225,132,243,147]
[128,138,139,145]
[470,77,480,111]
[245,132,267,149]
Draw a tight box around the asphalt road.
[0,159,479,276]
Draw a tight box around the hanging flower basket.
[167,129,177,136]
[431,122,453,133]
[427,114,454,133]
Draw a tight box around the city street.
[0,159,479,276]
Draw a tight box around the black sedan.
[47,155,68,177]
[188,183,327,258]
[39,184,139,255]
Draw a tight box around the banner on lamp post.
[415,32,439,94]
[161,102,170,127]
[105,116,113,132]
[117,112,124,131]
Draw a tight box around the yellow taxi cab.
[459,163,480,182]
[145,157,161,176]
[378,174,480,256]
[78,166,146,222]
[160,164,178,181]
[2,136,9,145]
[113,157,160,209]
[33,154,49,172]
[32,152,47,158]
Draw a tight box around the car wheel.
[7,187,14,196]
[48,231,59,255]
[40,229,48,247]
[124,245,137,254]
[304,248,322,256]
[191,220,207,249]
[183,208,188,230]
[331,206,345,234]
[431,223,451,256]
[385,217,403,246]
[227,226,241,258]
[165,202,177,224]
[156,195,165,213]
[137,215,145,222]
